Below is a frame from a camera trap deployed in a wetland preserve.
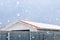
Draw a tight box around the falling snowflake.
[16,1,20,5]
[0,22,2,24]
[56,18,59,21]
[47,31,50,34]
[32,36,35,38]
[8,20,10,22]
[57,10,60,13]
[18,35,21,37]
[0,2,3,6]
[17,13,20,17]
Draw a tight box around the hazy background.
[0,0,60,27]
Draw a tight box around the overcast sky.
[0,0,60,27]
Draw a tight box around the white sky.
[0,0,60,26]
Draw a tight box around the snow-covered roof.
[20,20,60,30]
[0,20,60,31]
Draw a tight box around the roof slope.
[0,20,60,31]
[20,20,60,30]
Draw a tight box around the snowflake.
[47,31,50,34]
[18,35,21,37]
[0,2,3,6]
[56,18,59,21]
[32,36,35,38]
[16,1,20,5]
[8,20,10,22]
[0,22,2,24]
[17,13,20,17]
[57,10,59,13]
